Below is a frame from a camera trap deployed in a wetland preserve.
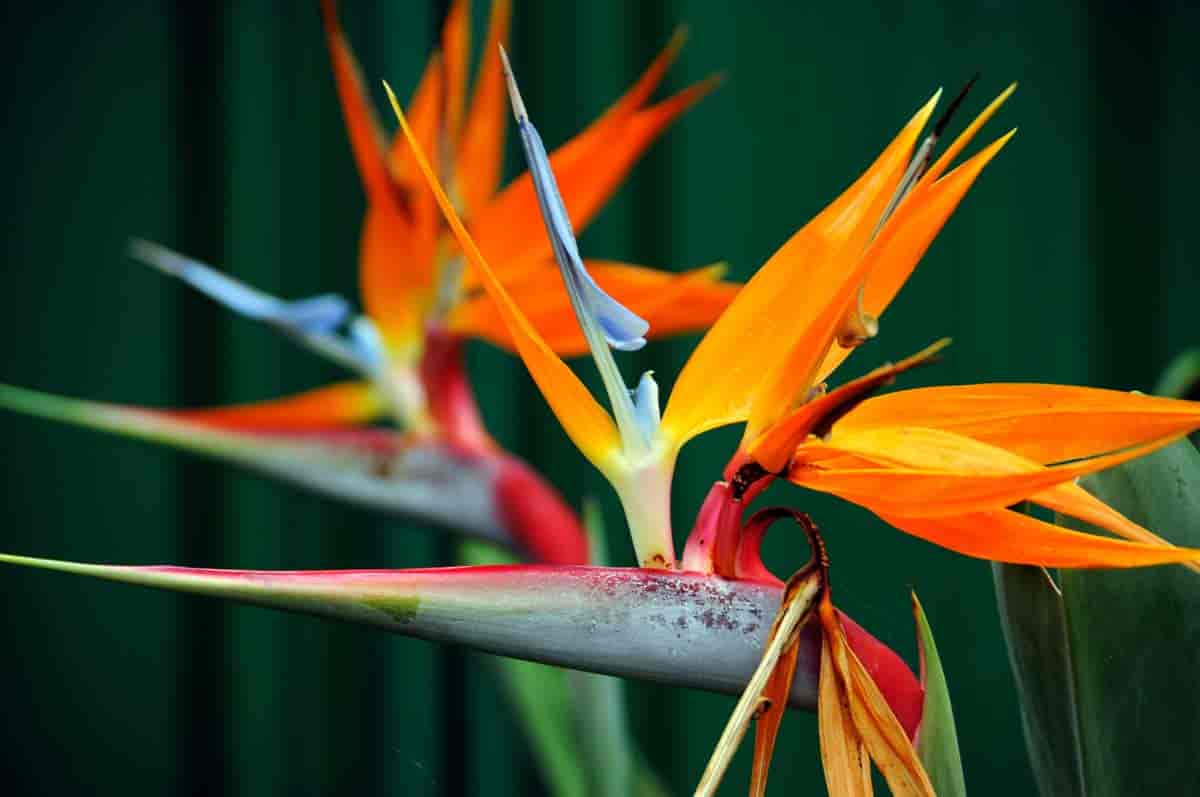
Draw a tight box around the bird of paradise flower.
[6,21,1200,797]
[0,0,736,567]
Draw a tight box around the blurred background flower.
[1,1,1197,795]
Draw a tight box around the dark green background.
[1,1,1196,794]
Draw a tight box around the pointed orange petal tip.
[925,82,1017,185]
[877,507,1200,569]
[664,90,940,451]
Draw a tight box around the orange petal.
[389,50,446,199]
[839,384,1200,464]
[319,0,403,212]
[1033,482,1186,553]
[789,434,1179,518]
[818,637,874,797]
[170,381,383,431]
[469,72,718,275]
[747,339,949,472]
[795,424,1191,554]
[591,25,690,129]
[661,94,940,448]
[358,204,435,352]
[822,598,935,797]
[922,83,1018,186]
[815,128,1015,383]
[439,0,470,145]
[454,0,512,216]
[384,1,467,189]
[875,507,1200,568]
[383,82,620,470]
[448,260,739,357]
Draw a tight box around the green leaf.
[991,561,1087,797]
[497,657,589,797]
[459,540,588,797]
[1056,439,1200,796]
[1153,348,1200,400]
[994,440,1200,796]
[912,593,968,797]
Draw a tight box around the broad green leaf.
[994,440,1200,797]
[1056,439,1200,797]
[991,561,1086,797]
[913,593,968,797]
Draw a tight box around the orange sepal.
[814,127,1015,383]
[169,381,383,431]
[384,82,620,470]
[358,204,435,353]
[388,49,446,200]
[789,434,1179,518]
[661,93,940,448]
[795,423,1191,555]
[447,261,739,357]
[468,74,720,276]
[319,0,402,213]
[838,383,1200,464]
[439,0,470,145]
[1033,482,1189,554]
[875,507,1200,568]
[454,0,512,216]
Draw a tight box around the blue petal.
[279,294,353,336]
[510,105,649,351]
[631,371,661,443]
[130,240,352,336]
[348,317,387,371]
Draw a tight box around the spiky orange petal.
[795,423,1188,552]
[447,260,739,356]
[661,93,940,448]
[384,82,620,470]
[838,383,1200,464]
[468,72,718,276]
[439,0,470,146]
[454,0,512,216]
[876,507,1200,568]
[169,382,383,431]
[789,435,1178,518]
[814,128,1015,383]
[319,0,403,213]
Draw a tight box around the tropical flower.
[0,32,946,766]
[388,52,1200,575]
[0,0,737,566]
